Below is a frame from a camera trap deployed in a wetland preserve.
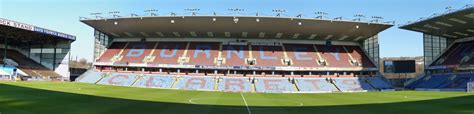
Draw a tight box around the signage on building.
[0,18,76,40]
[0,18,35,31]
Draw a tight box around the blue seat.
[367,77,393,89]
[295,78,338,92]
[217,77,252,92]
[76,72,106,84]
[416,74,450,88]
[438,74,474,89]
[407,74,474,90]
[133,75,174,89]
[175,76,215,90]
[333,78,374,92]
[97,73,139,86]
[406,76,427,89]
[255,78,295,93]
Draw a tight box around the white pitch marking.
[189,98,303,107]
[240,93,252,114]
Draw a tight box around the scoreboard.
[384,60,416,73]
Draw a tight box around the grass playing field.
[0,81,473,114]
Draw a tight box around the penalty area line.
[240,92,252,114]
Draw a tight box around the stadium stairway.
[171,77,181,89]
[367,77,394,90]
[130,75,143,86]
[280,44,292,66]
[214,77,219,90]
[343,46,357,67]
[251,79,257,92]
[404,73,426,88]
[142,42,160,63]
[330,79,343,92]
[94,73,108,84]
[96,42,126,62]
[178,42,191,64]
[332,77,376,92]
[365,79,380,90]
[293,81,300,91]
[111,42,129,62]
[295,78,340,93]
[417,75,450,89]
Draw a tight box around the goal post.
[468,82,474,92]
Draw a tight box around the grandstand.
[401,6,474,91]
[0,18,75,81]
[77,10,394,93]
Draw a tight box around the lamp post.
[315,11,328,19]
[144,9,158,16]
[296,14,302,18]
[272,9,286,17]
[445,6,453,12]
[109,11,121,18]
[130,13,139,17]
[371,16,384,23]
[184,8,200,16]
[228,8,245,16]
[90,13,103,19]
[170,12,177,16]
[353,14,365,21]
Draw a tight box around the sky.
[0,0,473,61]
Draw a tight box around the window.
[423,34,451,66]
[362,35,380,66]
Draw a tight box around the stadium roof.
[81,16,392,41]
[400,5,474,39]
[0,18,76,42]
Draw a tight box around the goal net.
[468,82,474,92]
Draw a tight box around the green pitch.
[0,81,473,114]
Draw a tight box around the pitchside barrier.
[468,82,474,92]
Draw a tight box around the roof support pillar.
[28,41,31,58]
[3,37,7,67]
[40,43,43,64]
[53,39,57,70]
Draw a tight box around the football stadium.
[0,1,474,114]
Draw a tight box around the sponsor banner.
[101,63,376,71]
[428,65,447,69]
[34,27,76,40]
[0,18,75,40]
[0,18,34,31]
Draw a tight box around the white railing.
[468,82,474,92]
